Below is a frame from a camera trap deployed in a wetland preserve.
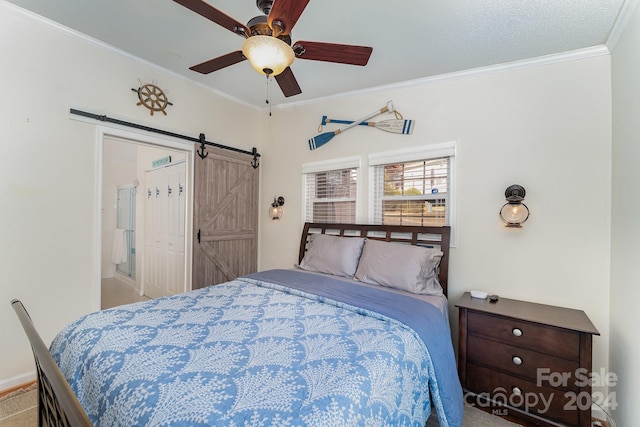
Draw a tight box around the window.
[302,157,360,223]
[369,142,456,239]
[373,158,449,226]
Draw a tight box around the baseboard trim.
[0,371,37,395]
[113,271,136,287]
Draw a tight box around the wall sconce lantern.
[269,196,285,220]
[499,185,529,228]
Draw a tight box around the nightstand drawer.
[467,363,578,426]
[468,311,579,360]
[468,335,579,391]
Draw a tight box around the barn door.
[192,149,258,289]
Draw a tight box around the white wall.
[0,3,262,386]
[610,1,640,425]
[259,56,612,394]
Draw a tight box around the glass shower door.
[116,185,136,278]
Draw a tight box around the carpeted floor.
[0,382,37,427]
[0,383,520,427]
[427,405,522,426]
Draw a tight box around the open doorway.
[96,127,193,310]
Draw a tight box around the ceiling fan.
[173,0,373,97]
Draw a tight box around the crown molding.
[607,0,640,51]
[277,45,610,110]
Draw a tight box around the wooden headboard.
[299,223,451,296]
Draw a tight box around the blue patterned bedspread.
[50,269,463,427]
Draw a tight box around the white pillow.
[354,239,444,295]
[298,234,366,277]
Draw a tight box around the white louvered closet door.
[166,165,186,295]
[144,162,186,299]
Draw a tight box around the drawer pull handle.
[512,328,523,337]
[512,356,523,365]
[512,387,522,395]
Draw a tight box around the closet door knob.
[168,185,173,196]
[512,387,522,395]
[512,328,523,337]
[147,189,151,199]
[155,187,160,197]
[512,356,523,365]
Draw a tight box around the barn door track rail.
[69,108,261,168]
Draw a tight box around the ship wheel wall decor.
[132,83,173,116]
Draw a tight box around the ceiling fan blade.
[268,0,310,35]
[173,0,249,37]
[275,67,302,97]
[294,41,373,66]
[189,51,246,74]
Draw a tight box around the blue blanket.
[246,269,463,426]
[51,269,463,426]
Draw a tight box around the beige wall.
[259,56,613,395]
[610,1,640,425]
[0,3,261,386]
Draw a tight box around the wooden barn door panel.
[193,149,258,289]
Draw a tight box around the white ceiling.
[5,0,631,109]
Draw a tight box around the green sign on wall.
[152,156,171,168]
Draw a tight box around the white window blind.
[302,157,359,223]
[372,158,449,226]
[369,142,456,231]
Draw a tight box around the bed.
[14,222,463,427]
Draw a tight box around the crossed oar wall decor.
[308,101,414,150]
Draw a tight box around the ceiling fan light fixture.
[242,35,294,76]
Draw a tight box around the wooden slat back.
[11,299,92,427]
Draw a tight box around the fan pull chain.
[265,75,272,117]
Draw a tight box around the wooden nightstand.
[456,292,599,427]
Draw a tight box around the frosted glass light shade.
[500,203,529,227]
[269,196,285,220]
[269,205,283,220]
[241,36,294,76]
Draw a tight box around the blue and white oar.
[308,101,394,150]
[321,116,414,135]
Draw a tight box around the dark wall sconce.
[269,196,285,220]
[499,185,529,228]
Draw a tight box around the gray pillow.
[354,239,444,295]
[298,234,366,277]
